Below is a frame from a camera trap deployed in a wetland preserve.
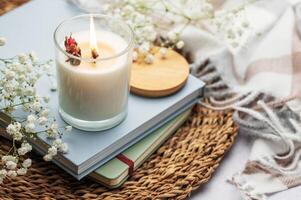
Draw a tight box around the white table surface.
[190,131,301,200]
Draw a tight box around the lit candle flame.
[90,15,99,59]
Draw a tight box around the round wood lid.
[130,49,190,97]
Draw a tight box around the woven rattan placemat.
[0,105,237,199]
[0,1,238,199]
[0,0,28,16]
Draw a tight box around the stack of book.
[0,0,205,188]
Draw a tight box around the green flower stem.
[0,100,34,111]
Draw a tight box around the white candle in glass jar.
[54,14,133,131]
[56,30,131,122]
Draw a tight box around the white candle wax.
[56,30,131,122]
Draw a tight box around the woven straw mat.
[0,1,238,199]
[0,0,28,16]
[0,105,238,199]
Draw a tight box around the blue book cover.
[0,0,205,179]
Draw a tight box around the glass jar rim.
[53,14,134,62]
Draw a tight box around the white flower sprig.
[103,0,188,64]
[209,0,256,49]
[101,0,255,64]
[0,38,71,183]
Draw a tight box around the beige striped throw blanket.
[180,0,301,199]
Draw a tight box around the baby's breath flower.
[47,123,58,138]
[52,140,69,154]
[102,0,248,63]
[58,143,69,153]
[13,132,23,141]
[18,53,27,64]
[51,123,58,131]
[17,142,32,156]
[7,170,17,178]
[4,70,15,81]
[29,51,38,62]
[48,146,57,157]
[5,161,17,170]
[0,170,7,184]
[43,154,52,162]
[6,123,22,140]
[22,159,32,168]
[0,169,7,178]
[2,155,17,163]
[0,43,70,183]
[132,51,138,61]
[38,117,48,125]
[138,42,150,55]
[25,123,35,133]
[53,139,62,148]
[32,101,41,112]
[176,40,184,49]
[167,32,177,42]
[159,47,168,58]
[22,142,32,152]
[27,114,37,123]
[24,63,32,73]
[41,108,50,117]
[145,54,155,64]
[17,147,28,156]
[6,123,18,135]
[17,168,27,175]
[0,37,6,46]
[24,87,35,96]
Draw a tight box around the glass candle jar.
[54,14,134,131]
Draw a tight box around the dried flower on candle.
[64,35,81,66]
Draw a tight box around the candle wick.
[91,48,99,59]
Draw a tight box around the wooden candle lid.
[130,49,190,97]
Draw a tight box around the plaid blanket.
[181,0,301,199]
